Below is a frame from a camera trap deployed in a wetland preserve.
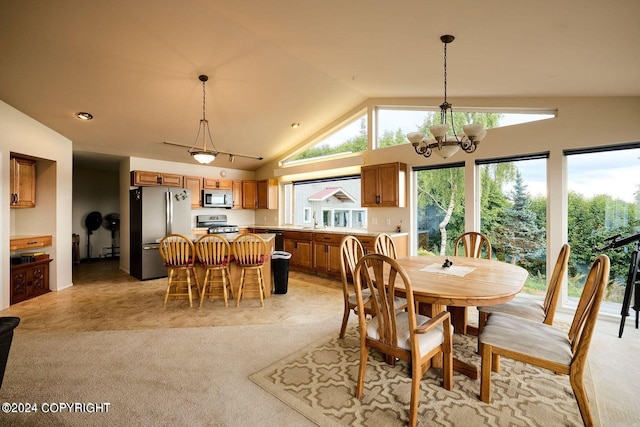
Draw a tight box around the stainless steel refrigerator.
[130,187,192,280]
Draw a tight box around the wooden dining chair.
[233,233,268,307]
[374,232,397,259]
[339,236,371,338]
[479,254,610,427]
[353,253,453,427]
[159,234,199,308]
[451,231,492,334]
[195,234,234,307]
[478,243,570,334]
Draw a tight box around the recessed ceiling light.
[76,112,93,120]
[291,122,300,128]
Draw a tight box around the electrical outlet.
[385,218,391,225]
[371,218,377,225]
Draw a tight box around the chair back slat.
[542,243,570,324]
[196,234,230,267]
[233,233,267,266]
[374,233,397,259]
[569,254,609,359]
[454,232,491,259]
[159,234,195,267]
[340,236,364,297]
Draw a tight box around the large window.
[284,176,366,229]
[566,146,640,312]
[415,164,465,255]
[478,156,548,295]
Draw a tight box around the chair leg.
[221,270,229,308]
[480,343,492,403]
[163,268,174,307]
[442,349,452,391]
[257,268,265,307]
[409,360,422,427]
[339,304,350,339]
[186,270,193,308]
[356,347,368,399]
[570,370,594,427]
[236,269,245,307]
[199,269,211,307]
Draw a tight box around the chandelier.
[407,35,486,159]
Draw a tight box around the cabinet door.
[242,180,257,209]
[284,238,296,265]
[30,263,49,296]
[10,266,29,304]
[257,179,277,209]
[313,242,328,273]
[183,176,202,208]
[10,157,36,208]
[232,180,243,209]
[297,240,313,269]
[360,165,380,207]
[377,163,401,207]
[326,244,342,275]
[203,178,232,190]
[131,170,162,186]
[161,173,183,187]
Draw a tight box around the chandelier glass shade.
[408,35,486,159]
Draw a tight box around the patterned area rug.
[250,328,590,426]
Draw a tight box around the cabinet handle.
[325,244,328,253]
[376,195,380,204]
[157,176,163,184]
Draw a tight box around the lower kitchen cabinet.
[283,231,313,272]
[313,233,342,278]
[10,259,51,304]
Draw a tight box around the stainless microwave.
[202,189,233,208]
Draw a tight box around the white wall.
[0,100,73,310]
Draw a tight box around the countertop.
[246,225,408,237]
[159,233,276,243]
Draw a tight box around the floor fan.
[85,211,102,261]
[103,213,120,258]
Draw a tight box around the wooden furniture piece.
[479,254,610,427]
[10,235,52,251]
[10,259,51,304]
[232,180,243,209]
[159,234,199,308]
[241,180,258,208]
[361,162,407,207]
[313,232,343,277]
[233,233,268,307]
[450,231,493,335]
[478,243,570,334]
[394,255,528,379]
[183,176,203,208]
[353,254,452,427]
[203,178,232,189]
[257,179,278,209]
[131,170,183,187]
[374,232,398,259]
[283,231,313,272]
[10,156,36,208]
[195,234,233,307]
[338,236,369,339]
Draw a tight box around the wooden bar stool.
[195,234,233,307]
[159,234,199,308]
[233,233,268,307]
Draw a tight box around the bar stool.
[159,234,199,308]
[195,234,233,307]
[233,233,268,307]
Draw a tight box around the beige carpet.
[250,327,593,426]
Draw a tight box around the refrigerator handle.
[166,191,172,235]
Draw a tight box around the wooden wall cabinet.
[10,235,53,251]
[203,178,232,190]
[312,233,342,277]
[10,259,51,304]
[361,162,407,207]
[10,156,36,208]
[283,231,313,272]
[232,180,243,209]
[242,180,258,209]
[257,179,278,209]
[183,176,203,208]
[131,170,183,187]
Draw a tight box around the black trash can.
[271,251,292,294]
[0,317,20,391]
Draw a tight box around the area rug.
[250,328,593,426]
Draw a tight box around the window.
[285,176,366,229]
[566,145,640,313]
[415,164,465,255]
[375,107,555,149]
[282,113,367,164]
[478,156,548,296]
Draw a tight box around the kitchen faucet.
[313,211,320,229]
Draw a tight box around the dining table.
[393,255,529,379]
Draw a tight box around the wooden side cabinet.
[242,180,258,209]
[361,162,407,207]
[232,180,243,209]
[313,233,342,277]
[257,179,278,209]
[10,259,51,304]
[10,156,36,208]
[183,176,203,208]
[283,231,313,272]
[131,170,183,187]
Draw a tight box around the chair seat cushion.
[478,296,545,322]
[236,254,267,266]
[480,312,572,366]
[366,312,445,354]
[199,255,231,268]
[348,288,371,305]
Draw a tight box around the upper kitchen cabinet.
[203,178,232,190]
[130,170,183,187]
[242,180,257,209]
[257,179,278,209]
[10,156,36,208]
[361,162,407,208]
[183,176,202,209]
[232,180,243,209]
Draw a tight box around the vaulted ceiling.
[1,1,639,171]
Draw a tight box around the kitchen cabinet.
[242,180,257,209]
[183,176,202,208]
[232,180,243,209]
[283,231,313,272]
[10,259,51,304]
[313,233,342,277]
[361,162,407,207]
[10,156,36,208]
[10,235,53,251]
[131,170,183,187]
[257,179,278,209]
[203,178,232,190]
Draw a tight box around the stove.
[196,214,239,234]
